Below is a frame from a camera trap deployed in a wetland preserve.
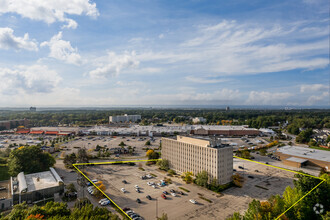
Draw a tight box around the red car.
[161,194,167,199]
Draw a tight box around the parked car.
[189,199,197,204]
[248,175,254,179]
[146,195,152,200]
[101,200,110,206]
[136,188,141,193]
[238,166,244,169]
[123,207,130,212]
[122,180,127,184]
[163,191,168,195]
[161,194,167,199]
[171,193,177,197]
[99,198,108,204]
[170,189,175,193]
[121,188,126,193]
[178,191,184,195]
[136,198,141,203]
[135,185,139,188]
[255,170,259,172]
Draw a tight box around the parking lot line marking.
[73,159,162,220]
[74,157,325,220]
[234,156,326,219]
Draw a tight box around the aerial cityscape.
[0,0,329,220]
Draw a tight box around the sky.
[0,0,329,107]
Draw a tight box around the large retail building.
[162,136,233,185]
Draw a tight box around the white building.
[162,136,233,185]
[109,114,141,123]
[192,117,207,124]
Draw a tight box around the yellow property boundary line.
[233,156,326,219]
[73,157,326,220]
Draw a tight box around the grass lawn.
[309,146,330,151]
[0,165,10,181]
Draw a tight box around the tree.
[168,169,176,175]
[287,124,300,135]
[232,173,244,187]
[77,148,89,163]
[118,141,126,147]
[63,153,76,169]
[195,170,209,187]
[66,183,77,193]
[8,145,55,176]
[157,213,168,220]
[259,148,267,156]
[296,128,313,143]
[146,149,154,157]
[157,159,170,171]
[182,172,193,184]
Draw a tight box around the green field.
[0,165,10,181]
[309,146,330,151]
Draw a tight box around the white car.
[99,198,109,204]
[152,185,156,189]
[189,199,197,204]
[135,185,139,188]
[121,188,126,193]
[171,193,176,197]
[147,182,152,186]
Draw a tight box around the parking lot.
[83,157,296,220]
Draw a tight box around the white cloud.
[0,65,62,95]
[158,34,164,39]
[136,20,328,76]
[306,92,329,105]
[185,76,229,84]
[41,32,81,65]
[89,51,139,78]
[300,84,329,93]
[0,27,38,51]
[0,0,99,29]
[247,91,293,105]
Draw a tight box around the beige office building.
[162,136,233,185]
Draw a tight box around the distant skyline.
[0,0,329,107]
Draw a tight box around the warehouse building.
[276,146,330,171]
[162,136,233,185]
[190,126,261,137]
[109,114,141,123]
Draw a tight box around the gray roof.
[285,157,308,163]
[277,146,330,162]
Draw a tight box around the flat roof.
[286,157,308,163]
[277,146,330,162]
[24,171,60,192]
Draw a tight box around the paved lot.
[84,157,297,220]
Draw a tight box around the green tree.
[77,148,89,163]
[296,128,313,143]
[8,145,55,176]
[157,213,168,220]
[118,141,126,147]
[195,170,209,187]
[63,153,76,169]
[157,159,170,171]
[182,172,193,184]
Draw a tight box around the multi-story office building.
[162,135,233,185]
[109,114,141,123]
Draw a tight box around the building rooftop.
[285,157,308,163]
[167,135,231,149]
[277,146,330,162]
[13,168,63,194]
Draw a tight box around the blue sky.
[0,0,329,107]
